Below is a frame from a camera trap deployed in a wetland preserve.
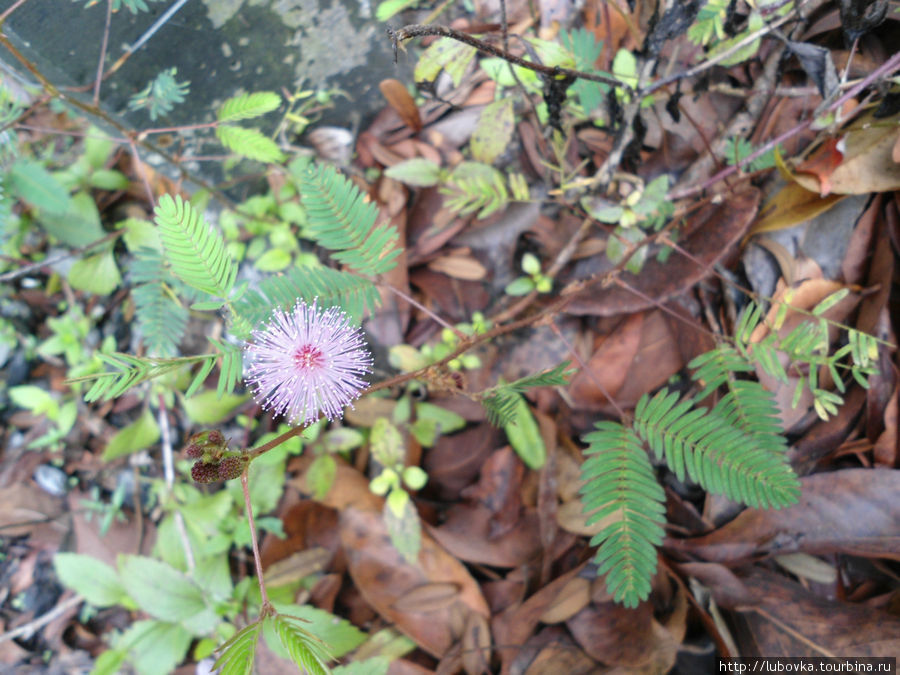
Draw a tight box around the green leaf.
[217,92,281,122]
[414,38,478,87]
[90,649,128,675]
[503,395,546,469]
[54,553,129,607]
[307,454,337,500]
[154,194,237,297]
[471,99,515,165]
[183,390,249,425]
[89,169,130,191]
[9,385,59,417]
[253,248,292,271]
[296,159,401,275]
[375,0,419,21]
[370,418,405,467]
[216,125,285,163]
[811,288,850,315]
[504,276,535,296]
[212,620,262,675]
[708,11,764,67]
[102,408,161,461]
[117,556,218,634]
[580,422,665,607]
[414,401,466,435]
[68,247,122,295]
[264,614,332,675]
[384,158,443,187]
[120,217,160,252]
[384,492,422,564]
[116,620,193,675]
[37,190,105,247]
[9,158,71,215]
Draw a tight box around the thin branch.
[241,470,271,612]
[0,229,124,284]
[669,48,900,201]
[389,24,628,90]
[0,595,83,644]
[92,0,113,107]
[0,0,29,25]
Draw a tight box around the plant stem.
[241,469,271,613]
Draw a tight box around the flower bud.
[191,461,220,484]
[217,456,246,481]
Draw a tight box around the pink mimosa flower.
[244,300,373,426]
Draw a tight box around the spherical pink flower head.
[244,299,373,426]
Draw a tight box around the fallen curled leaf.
[749,182,845,238]
[667,469,900,561]
[793,112,900,195]
[379,78,422,132]
[539,576,591,624]
[728,568,900,657]
[391,582,461,613]
[341,507,490,657]
[461,611,492,675]
[794,136,844,196]
[427,252,488,280]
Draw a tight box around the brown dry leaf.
[749,182,845,238]
[424,423,501,499]
[794,137,845,196]
[669,469,900,561]
[0,483,66,540]
[565,599,678,670]
[729,568,900,657]
[539,576,591,624]
[461,611,492,675]
[379,79,422,132]
[341,507,490,658]
[344,395,397,428]
[565,188,760,316]
[873,389,898,466]
[427,252,488,280]
[492,564,587,672]
[262,548,331,587]
[428,502,542,567]
[569,313,643,408]
[794,113,900,195]
[392,582,461,613]
[524,633,597,674]
[260,499,340,570]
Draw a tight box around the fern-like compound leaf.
[212,619,262,675]
[296,161,401,275]
[154,194,237,298]
[129,248,188,356]
[634,389,800,509]
[217,91,281,122]
[230,265,380,338]
[480,362,573,426]
[72,352,216,402]
[269,614,332,675]
[211,338,244,398]
[580,421,666,608]
[216,125,285,163]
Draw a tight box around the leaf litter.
[3,0,900,672]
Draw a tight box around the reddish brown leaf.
[728,568,900,657]
[669,469,900,561]
[565,188,760,316]
[379,79,422,132]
